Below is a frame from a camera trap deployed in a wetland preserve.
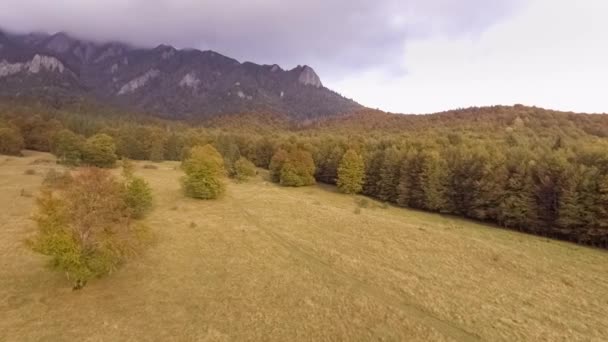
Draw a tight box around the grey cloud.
[0,0,523,77]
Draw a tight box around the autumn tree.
[279,149,316,187]
[269,148,289,183]
[337,149,365,194]
[182,144,226,199]
[28,168,151,289]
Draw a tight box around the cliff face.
[0,30,361,120]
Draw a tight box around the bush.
[28,168,151,289]
[24,169,37,175]
[0,127,24,156]
[181,145,225,199]
[233,157,257,182]
[123,177,153,219]
[356,198,370,208]
[82,134,118,168]
[43,169,73,189]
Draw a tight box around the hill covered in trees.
[1,100,608,247]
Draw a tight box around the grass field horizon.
[2,151,607,341]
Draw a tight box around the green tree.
[234,157,257,182]
[528,152,569,231]
[497,154,536,230]
[398,149,446,211]
[362,149,383,196]
[337,149,365,194]
[149,141,165,162]
[182,145,226,199]
[377,147,402,202]
[83,134,118,168]
[124,176,154,219]
[51,129,85,165]
[0,127,24,156]
[315,144,344,184]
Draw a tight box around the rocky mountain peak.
[0,30,361,120]
[296,65,322,88]
[46,32,76,54]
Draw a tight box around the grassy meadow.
[1,151,608,341]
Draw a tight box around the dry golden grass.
[1,151,608,341]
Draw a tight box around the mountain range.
[0,30,362,120]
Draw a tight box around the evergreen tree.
[497,152,536,230]
[377,147,402,203]
[315,144,344,184]
[363,149,384,197]
[420,150,447,211]
[528,152,569,231]
[337,149,365,194]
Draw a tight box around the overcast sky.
[1,0,606,114]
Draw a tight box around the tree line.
[2,102,608,247]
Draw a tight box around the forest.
[2,99,608,248]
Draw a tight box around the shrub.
[30,158,54,165]
[121,158,135,178]
[82,134,118,168]
[0,127,24,156]
[123,176,153,219]
[43,169,73,189]
[233,157,257,182]
[24,169,37,175]
[356,198,370,208]
[181,145,225,199]
[28,168,151,289]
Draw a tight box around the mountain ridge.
[0,29,362,120]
